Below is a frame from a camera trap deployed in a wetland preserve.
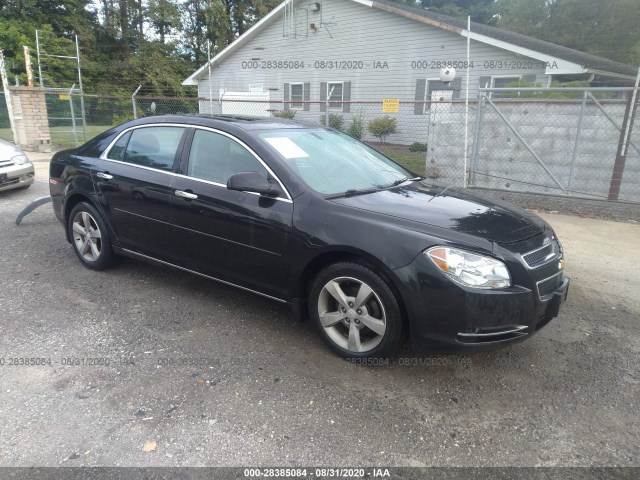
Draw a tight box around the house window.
[424,79,452,113]
[327,82,344,109]
[492,76,521,89]
[492,76,521,98]
[290,83,304,109]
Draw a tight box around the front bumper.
[0,163,35,192]
[394,253,569,352]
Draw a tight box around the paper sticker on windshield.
[265,137,309,159]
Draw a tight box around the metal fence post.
[68,84,78,147]
[568,90,588,194]
[75,35,87,142]
[132,85,141,119]
[469,93,486,187]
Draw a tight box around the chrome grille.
[523,243,555,267]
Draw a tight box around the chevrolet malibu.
[49,115,569,358]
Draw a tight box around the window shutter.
[415,79,426,115]
[342,81,351,113]
[522,74,537,86]
[452,78,462,99]
[283,83,290,110]
[320,82,327,112]
[303,82,310,111]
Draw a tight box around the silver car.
[0,139,35,192]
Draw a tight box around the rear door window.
[123,127,185,171]
[107,131,131,161]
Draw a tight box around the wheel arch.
[295,247,410,333]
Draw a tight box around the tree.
[388,0,497,24]
[148,0,181,44]
[497,0,640,66]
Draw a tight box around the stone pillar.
[8,86,51,152]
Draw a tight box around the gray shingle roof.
[375,0,638,77]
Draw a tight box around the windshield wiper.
[386,176,423,189]
[325,186,383,199]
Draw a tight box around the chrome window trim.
[99,123,293,203]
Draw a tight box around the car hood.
[0,139,23,160]
[329,181,546,244]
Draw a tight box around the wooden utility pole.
[23,46,34,87]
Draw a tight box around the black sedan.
[49,115,569,358]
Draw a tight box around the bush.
[346,116,364,140]
[273,109,297,119]
[409,142,428,152]
[319,114,327,125]
[328,113,344,131]
[367,116,398,143]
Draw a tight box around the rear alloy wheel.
[309,263,403,359]
[68,202,116,270]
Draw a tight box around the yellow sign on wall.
[382,98,399,113]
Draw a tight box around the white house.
[183,0,636,112]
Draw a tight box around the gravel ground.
[0,158,638,467]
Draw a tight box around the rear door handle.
[175,190,198,200]
[96,172,113,180]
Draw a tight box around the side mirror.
[227,171,280,197]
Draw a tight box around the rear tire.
[67,202,117,270]
[309,262,404,359]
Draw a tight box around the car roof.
[129,114,315,131]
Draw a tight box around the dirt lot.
[0,156,638,467]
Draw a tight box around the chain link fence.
[468,88,640,203]
[4,88,639,204]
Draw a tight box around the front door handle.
[96,172,113,180]
[175,190,198,200]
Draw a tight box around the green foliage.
[368,117,398,143]
[273,110,297,119]
[409,142,428,152]
[498,79,611,99]
[389,0,496,24]
[148,0,181,44]
[346,116,364,140]
[495,78,543,98]
[0,0,280,95]
[497,0,640,67]
[328,113,344,131]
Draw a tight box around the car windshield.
[258,129,417,196]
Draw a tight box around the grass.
[372,144,427,175]
[0,125,114,149]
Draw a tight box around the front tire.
[67,202,116,270]
[309,262,404,359]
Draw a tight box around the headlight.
[425,247,511,289]
[12,154,30,165]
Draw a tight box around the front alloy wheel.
[318,277,387,353]
[310,263,403,358]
